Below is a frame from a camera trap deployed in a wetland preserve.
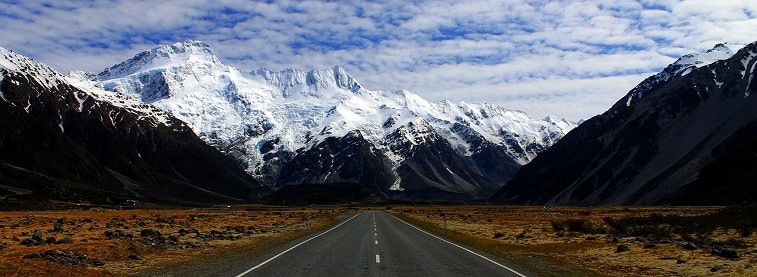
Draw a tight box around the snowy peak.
[667,43,741,77]
[543,115,575,130]
[621,43,744,108]
[97,40,222,80]
[252,66,365,96]
[0,46,66,91]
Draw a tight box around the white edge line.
[235,212,363,277]
[390,213,528,277]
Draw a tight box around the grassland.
[0,205,361,276]
[390,205,757,276]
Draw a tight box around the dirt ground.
[391,206,757,277]
[0,205,360,276]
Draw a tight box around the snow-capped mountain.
[83,40,575,200]
[0,46,265,204]
[494,42,757,205]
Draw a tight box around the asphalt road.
[226,211,533,277]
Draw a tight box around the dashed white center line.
[373,211,381,264]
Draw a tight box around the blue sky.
[2,0,756,120]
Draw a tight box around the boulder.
[616,244,630,253]
[31,230,47,242]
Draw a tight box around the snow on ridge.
[251,65,365,97]
[624,43,745,107]
[0,46,174,127]
[671,43,743,76]
[0,46,66,91]
[66,73,173,127]
[98,40,221,80]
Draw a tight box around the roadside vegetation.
[390,205,757,276]
[0,205,359,276]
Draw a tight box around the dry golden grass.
[390,206,757,277]
[0,205,361,276]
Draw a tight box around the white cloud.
[1,0,756,120]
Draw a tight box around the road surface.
[225,211,533,277]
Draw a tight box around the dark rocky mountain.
[264,182,387,205]
[494,42,757,205]
[275,130,396,191]
[0,47,267,205]
[670,123,757,205]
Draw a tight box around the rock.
[701,239,713,247]
[611,236,619,243]
[155,216,175,224]
[104,229,129,239]
[616,244,630,253]
[710,265,724,272]
[712,246,739,260]
[90,259,105,267]
[643,244,657,249]
[31,230,47,242]
[46,237,56,244]
[140,229,162,238]
[23,249,104,267]
[53,222,65,232]
[128,254,142,260]
[20,238,38,246]
[683,242,697,250]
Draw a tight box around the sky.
[1,0,756,121]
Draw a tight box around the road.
[225,211,532,277]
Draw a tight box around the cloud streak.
[1,0,756,120]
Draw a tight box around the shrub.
[552,219,607,234]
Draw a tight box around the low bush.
[547,205,757,245]
[551,219,607,234]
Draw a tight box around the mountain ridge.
[80,40,576,200]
